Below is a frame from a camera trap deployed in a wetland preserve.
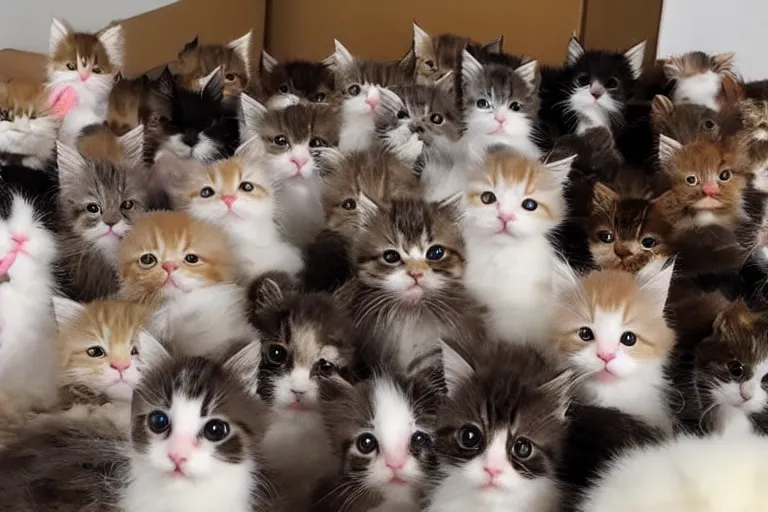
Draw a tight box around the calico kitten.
[462,149,575,343]
[260,50,335,108]
[47,18,124,145]
[663,51,735,110]
[55,139,148,301]
[0,80,59,169]
[554,259,677,432]
[118,211,253,357]
[737,99,768,190]
[337,197,486,370]
[426,342,570,512]
[176,32,253,99]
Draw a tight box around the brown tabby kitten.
[260,50,335,106]
[176,32,252,98]
[107,73,151,136]
[737,99,768,188]
[650,94,740,144]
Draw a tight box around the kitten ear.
[650,94,675,127]
[222,341,262,397]
[543,154,576,187]
[200,67,224,101]
[152,151,206,201]
[357,191,381,227]
[137,330,172,368]
[635,257,675,313]
[412,21,431,58]
[52,296,86,326]
[719,73,745,111]
[228,30,252,78]
[378,87,405,115]
[538,369,577,421]
[658,134,683,166]
[434,70,454,92]
[711,52,736,73]
[435,192,465,223]
[181,35,199,54]
[566,34,585,66]
[461,50,484,86]
[247,271,294,311]
[591,182,619,213]
[515,60,541,93]
[551,256,583,300]
[239,93,267,142]
[483,35,504,54]
[623,41,646,80]
[328,39,355,71]
[261,50,278,74]
[56,140,88,187]
[153,66,175,104]
[117,124,145,168]
[441,341,474,397]
[98,24,125,71]
[663,56,684,81]
[49,18,71,56]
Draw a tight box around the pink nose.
[168,452,188,467]
[290,156,309,170]
[494,113,506,123]
[410,272,424,282]
[162,261,179,274]
[498,211,516,223]
[110,361,130,371]
[385,456,406,471]
[222,195,237,208]
[11,234,28,245]
[598,352,616,362]
[484,466,503,479]
[366,98,379,109]
[79,70,90,82]
[702,183,720,197]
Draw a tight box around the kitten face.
[355,198,465,305]
[118,211,234,302]
[0,80,58,168]
[176,33,252,98]
[375,84,460,163]
[464,151,571,240]
[587,183,672,272]
[650,95,727,144]
[0,189,56,284]
[738,99,768,170]
[260,52,335,107]
[664,51,735,110]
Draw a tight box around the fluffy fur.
[664,51,736,111]
[650,94,740,145]
[176,31,253,99]
[0,80,59,169]
[737,99,768,190]
[260,51,335,108]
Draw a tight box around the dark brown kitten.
[260,50,335,106]
[737,99,768,178]
[650,94,740,144]
[107,73,151,136]
[176,32,252,99]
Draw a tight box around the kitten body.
[260,51,335,108]
[0,80,59,169]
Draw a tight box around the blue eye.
[426,245,445,261]
[147,411,170,433]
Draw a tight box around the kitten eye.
[576,73,591,87]
[410,431,431,450]
[92,66,102,74]
[311,92,326,102]
[397,110,409,120]
[273,135,288,147]
[761,373,768,389]
[719,170,732,181]
[640,236,657,249]
[309,137,328,148]
[382,250,401,264]
[341,198,357,210]
[139,253,157,268]
[147,411,170,434]
[513,437,533,459]
[426,245,445,261]
[267,344,288,365]
[457,424,483,450]
[430,113,444,125]
[347,84,361,96]
[702,119,717,131]
[685,175,699,186]
[240,181,254,192]
[200,187,215,198]
[120,200,134,210]
[355,433,378,455]
[578,327,595,341]
[86,346,106,358]
[728,360,745,378]
[66,62,76,71]
[317,359,335,376]
[130,346,139,356]
[509,101,523,112]
[480,191,496,205]
[620,331,637,347]
[605,77,619,89]
[425,59,435,69]
[597,230,614,244]
[86,203,101,214]
[202,419,230,442]
[522,199,538,211]
[476,98,491,109]
[184,254,200,264]
[225,73,235,81]
[278,84,289,93]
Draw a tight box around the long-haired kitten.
[554,259,677,432]
[663,51,735,111]
[176,31,252,99]
[47,18,124,145]
[737,99,768,190]
[338,197,486,370]
[0,80,59,169]
[462,149,575,343]
[650,94,739,145]
[426,342,571,512]
[118,211,252,357]
[260,50,335,108]
[106,73,152,136]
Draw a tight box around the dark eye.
[202,419,230,442]
[225,73,235,81]
[476,98,491,109]
[702,119,717,131]
[761,373,768,389]
[317,359,335,376]
[579,327,595,341]
[509,101,522,112]
[147,411,170,434]
[513,438,533,459]
[457,424,483,450]
[481,191,496,204]
[92,66,102,74]
[430,113,444,124]
[576,73,591,87]
[685,175,699,185]
[184,254,199,264]
[86,203,101,214]
[66,62,76,71]
[348,84,361,96]
[410,431,431,449]
[620,331,637,347]
[86,346,105,358]
[278,84,289,93]
[273,135,288,147]
[311,92,326,102]
[522,199,538,211]
[267,344,288,365]
[239,182,254,192]
[719,170,732,181]
[426,245,445,261]
[356,433,378,455]
[200,187,215,198]
[341,198,357,210]
[139,254,157,268]
[397,110,409,120]
[309,137,328,148]
[121,200,134,210]
[728,360,744,378]
[605,77,619,89]
[597,230,614,244]
[382,250,401,264]
[425,59,435,69]
[641,236,657,249]
[130,346,139,356]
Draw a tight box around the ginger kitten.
[663,51,735,111]
[0,80,59,169]
[260,50,335,108]
[176,32,253,99]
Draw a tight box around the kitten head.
[737,99,768,167]
[375,83,460,163]
[0,80,58,169]
[587,182,673,272]
[562,36,645,132]
[47,19,123,97]
[664,51,735,110]
[554,259,676,386]
[650,94,729,144]
[463,150,573,241]
[107,73,151,136]
[248,273,355,416]
[354,197,465,305]
[460,51,541,155]
[176,32,252,98]
[260,51,335,107]
[118,211,235,302]
[53,297,155,401]
[431,342,571,510]
[56,139,147,262]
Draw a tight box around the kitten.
[462,149,575,343]
[585,182,673,273]
[118,210,253,357]
[650,94,741,144]
[47,18,124,145]
[737,99,768,191]
[176,32,253,99]
[337,197,486,370]
[55,138,148,302]
[425,342,570,512]
[0,79,59,169]
[260,50,335,108]
[106,73,152,136]
[326,40,412,153]
[663,51,736,110]
[553,259,677,432]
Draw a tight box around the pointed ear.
[538,369,576,421]
[566,35,585,66]
[441,341,474,397]
[49,18,71,56]
[623,41,646,80]
[483,35,504,54]
[658,134,683,166]
[247,271,295,311]
[228,30,252,78]
[663,56,684,80]
[552,256,583,301]
[515,60,540,93]
[436,192,465,224]
[650,94,675,128]
[261,50,278,74]
[636,257,675,313]
[461,50,483,85]
[181,35,199,54]
[412,21,431,56]
[137,330,172,369]
[239,93,267,141]
[154,66,175,103]
[434,70,454,93]
[329,39,355,71]
[56,140,88,186]
[543,153,575,187]
[357,191,382,227]
[200,67,224,101]
[117,124,145,167]
[591,181,619,213]
[98,24,125,71]
[719,73,745,110]
[52,296,86,326]
[222,341,262,397]
[711,52,735,73]
[114,72,124,83]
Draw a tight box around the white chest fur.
[226,220,304,280]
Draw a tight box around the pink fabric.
[47,85,78,119]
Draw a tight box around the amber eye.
[66,62,76,71]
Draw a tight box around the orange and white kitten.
[554,259,677,433]
[462,149,575,344]
[155,152,304,281]
[118,211,254,357]
[0,80,59,169]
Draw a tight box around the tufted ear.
[551,256,584,302]
[663,55,684,81]
[483,35,504,54]
[49,18,72,56]
[222,341,262,398]
[591,181,619,215]
[711,52,736,74]
[515,60,540,93]
[412,21,431,54]
[136,330,172,370]
[200,66,224,102]
[247,271,295,312]
[327,39,355,71]
[56,140,88,187]
[658,134,683,167]
[261,50,278,74]
[239,93,267,142]
[117,124,145,168]
[461,50,484,86]
[566,34,585,66]
[543,154,576,188]
[228,30,253,78]
[181,35,199,55]
[636,257,675,315]
[52,296,86,326]
[97,24,125,71]
[441,341,475,397]
[650,94,675,130]
[435,70,454,92]
[538,369,577,421]
[623,41,646,80]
